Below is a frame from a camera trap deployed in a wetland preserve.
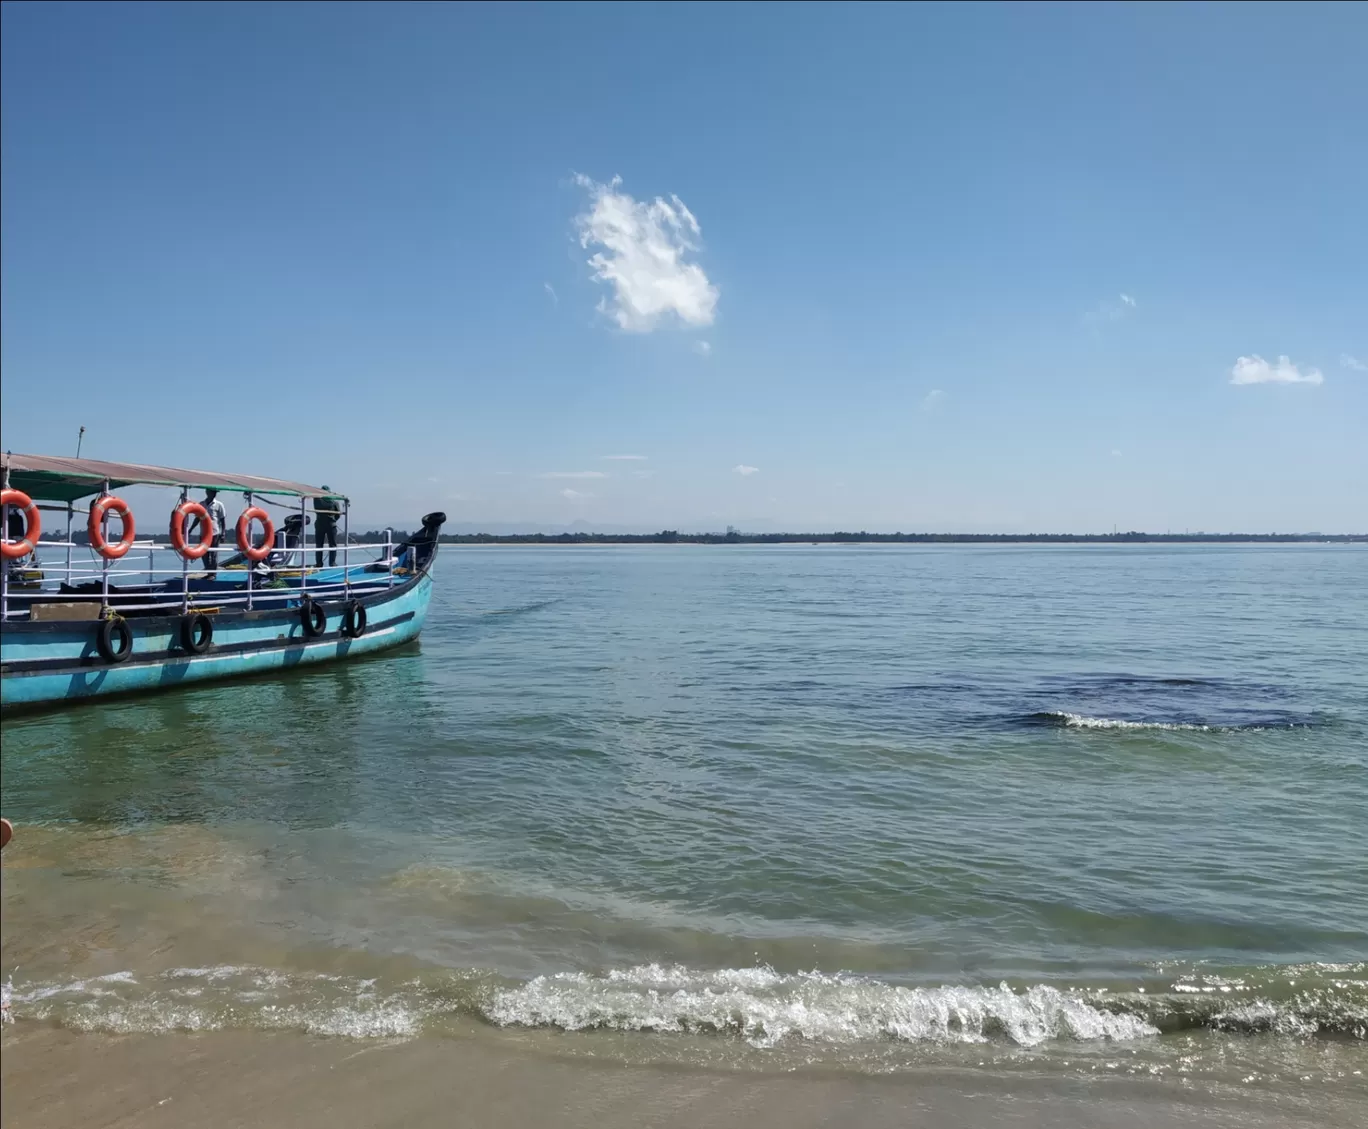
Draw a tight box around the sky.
[2,1,1365,533]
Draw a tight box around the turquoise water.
[2,544,1366,1081]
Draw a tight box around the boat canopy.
[1,453,337,503]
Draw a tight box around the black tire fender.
[341,600,367,639]
[180,612,213,654]
[96,617,134,664]
[300,597,327,638]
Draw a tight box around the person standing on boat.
[314,487,341,568]
[201,488,228,574]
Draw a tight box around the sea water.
[2,544,1365,1088]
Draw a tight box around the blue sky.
[3,2,1364,532]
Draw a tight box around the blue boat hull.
[1,566,434,710]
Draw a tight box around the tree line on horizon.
[39,529,1363,547]
[353,529,1363,545]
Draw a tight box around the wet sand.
[3,1026,1362,1129]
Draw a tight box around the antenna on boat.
[76,426,86,458]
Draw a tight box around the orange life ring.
[1,488,42,560]
[169,500,214,560]
[236,506,274,562]
[88,494,136,559]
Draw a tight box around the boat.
[1,453,445,710]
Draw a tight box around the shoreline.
[429,535,1368,546]
[48,535,1365,551]
[430,537,1367,547]
[3,1026,1363,1129]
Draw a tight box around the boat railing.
[0,531,408,622]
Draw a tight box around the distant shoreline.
[427,532,1365,545]
[48,531,1365,548]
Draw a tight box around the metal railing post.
[65,503,74,591]
[343,498,350,601]
[1,499,9,621]
[299,496,308,597]
[100,479,111,616]
[180,487,191,614]
[245,491,254,611]
[386,527,394,588]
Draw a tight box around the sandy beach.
[3,1025,1363,1129]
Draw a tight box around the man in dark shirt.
[202,489,228,574]
[314,487,341,568]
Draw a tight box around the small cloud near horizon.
[1341,353,1367,372]
[1111,449,1122,457]
[601,454,647,461]
[574,174,719,333]
[543,282,558,305]
[1084,293,1137,326]
[1229,355,1324,386]
[733,464,759,476]
[922,389,947,411]
[537,470,609,479]
[560,488,590,501]
[693,340,712,356]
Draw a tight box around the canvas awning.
[1,453,337,503]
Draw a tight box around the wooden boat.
[1,453,445,710]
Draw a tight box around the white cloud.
[560,488,590,501]
[1111,449,1122,458]
[693,340,712,356]
[1229,354,1324,386]
[733,464,759,476]
[1341,353,1367,372]
[922,389,946,411]
[1084,294,1137,326]
[600,454,647,461]
[630,470,655,479]
[574,174,719,332]
[543,282,558,305]
[537,471,608,479]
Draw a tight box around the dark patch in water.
[483,598,563,616]
[1017,673,1318,731]
[1018,710,1317,732]
[703,671,1321,734]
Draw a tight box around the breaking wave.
[483,965,1155,1047]
[6,963,1364,1048]
[1024,710,1312,732]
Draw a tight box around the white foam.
[6,970,138,1004]
[4,967,436,1040]
[10,963,1357,1044]
[1045,711,1214,731]
[483,965,1159,1049]
[164,966,248,981]
[1212,1001,1318,1037]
